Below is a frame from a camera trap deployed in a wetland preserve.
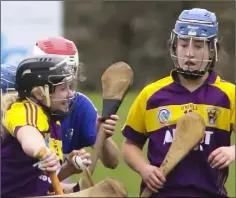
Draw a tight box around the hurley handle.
[35,147,64,195]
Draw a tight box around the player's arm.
[3,102,60,171]
[208,89,235,169]
[121,90,149,173]
[97,136,119,169]
[121,90,166,191]
[99,137,119,168]
[78,94,119,169]
[57,162,74,182]
[3,103,47,157]
[122,138,148,174]
[17,125,47,157]
[96,115,119,169]
[122,138,166,193]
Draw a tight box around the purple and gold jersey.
[1,100,63,197]
[122,71,235,197]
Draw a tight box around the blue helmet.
[170,8,219,78]
[174,8,218,39]
[1,63,16,94]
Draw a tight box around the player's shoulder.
[212,75,235,102]
[74,92,97,112]
[9,100,48,120]
[141,75,173,98]
[145,75,173,90]
[213,75,235,93]
[9,100,43,114]
[218,78,235,89]
[5,100,49,132]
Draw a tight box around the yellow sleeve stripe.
[23,102,38,128]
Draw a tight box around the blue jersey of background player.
[61,92,98,153]
[33,36,120,171]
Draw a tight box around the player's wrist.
[136,162,149,175]
[58,162,75,179]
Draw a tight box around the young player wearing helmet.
[1,55,92,197]
[121,8,235,197]
[33,36,120,170]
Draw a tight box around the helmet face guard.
[41,72,76,106]
[169,8,219,79]
[36,58,77,108]
[46,73,77,120]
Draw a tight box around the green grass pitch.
[70,92,235,197]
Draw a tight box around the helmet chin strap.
[176,66,207,80]
[179,71,203,80]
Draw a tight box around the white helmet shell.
[33,36,79,72]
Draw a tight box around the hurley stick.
[79,61,133,190]
[140,111,205,197]
[35,147,64,195]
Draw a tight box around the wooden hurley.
[140,112,205,197]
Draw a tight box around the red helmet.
[33,36,79,73]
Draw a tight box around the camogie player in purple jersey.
[1,55,92,197]
[121,8,235,197]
